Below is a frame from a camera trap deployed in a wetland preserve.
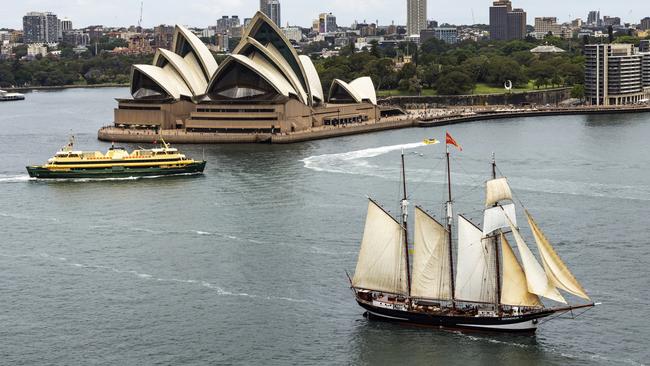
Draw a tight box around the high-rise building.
[407,0,427,37]
[639,17,650,30]
[316,13,337,34]
[489,1,511,40]
[217,16,241,33]
[507,8,526,40]
[585,44,649,105]
[489,1,526,40]
[23,11,59,43]
[261,0,281,26]
[535,17,561,35]
[587,11,601,26]
[603,16,621,26]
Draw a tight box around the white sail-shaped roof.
[154,48,208,97]
[172,25,218,82]
[526,212,591,300]
[235,12,312,105]
[237,37,308,104]
[207,54,297,100]
[299,55,324,104]
[352,200,409,296]
[329,79,362,104]
[411,207,452,301]
[500,233,543,307]
[131,64,192,100]
[348,77,377,105]
[455,215,498,304]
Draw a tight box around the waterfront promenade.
[98,104,650,144]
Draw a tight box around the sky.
[1,0,649,29]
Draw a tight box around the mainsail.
[526,212,591,300]
[486,178,514,207]
[500,233,543,307]
[483,203,517,236]
[455,215,497,304]
[352,200,409,295]
[411,207,452,300]
[507,220,567,304]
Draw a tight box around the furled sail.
[486,178,514,207]
[483,203,517,236]
[526,212,591,300]
[352,200,409,296]
[411,207,452,300]
[500,233,543,307]
[507,221,567,304]
[455,215,497,304]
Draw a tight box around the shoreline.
[5,84,129,92]
[98,105,650,144]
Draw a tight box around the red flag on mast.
[446,132,462,151]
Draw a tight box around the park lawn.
[377,82,561,97]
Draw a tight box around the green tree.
[435,70,474,95]
[571,84,585,99]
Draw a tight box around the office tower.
[407,0,427,36]
[507,8,526,39]
[641,17,650,30]
[603,16,621,26]
[535,17,561,35]
[23,11,59,43]
[587,11,601,26]
[490,1,526,40]
[267,0,281,26]
[489,1,512,40]
[316,13,337,33]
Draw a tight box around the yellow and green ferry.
[26,137,206,179]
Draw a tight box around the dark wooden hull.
[357,300,556,332]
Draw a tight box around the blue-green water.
[1,88,648,365]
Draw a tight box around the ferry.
[26,137,206,179]
[0,90,25,101]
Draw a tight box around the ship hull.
[357,300,555,333]
[26,161,206,179]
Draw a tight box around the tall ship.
[0,89,26,101]
[349,133,596,332]
[27,137,206,179]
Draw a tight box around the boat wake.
[301,143,650,202]
[0,174,34,183]
[301,142,427,175]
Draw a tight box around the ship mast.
[445,143,456,307]
[492,153,502,310]
[401,150,412,298]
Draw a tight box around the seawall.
[380,88,572,108]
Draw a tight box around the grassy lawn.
[378,82,561,97]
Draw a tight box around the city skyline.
[1,0,648,29]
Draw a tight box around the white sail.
[486,178,514,207]
[483,203,517,236]
[411,207,452,300]
[455,215,497,304]
[500,233,543,307]
[352,200,409,295]
[526,212,591,300]
[507,220,567,304]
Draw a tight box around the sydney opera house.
[102,12,402,143]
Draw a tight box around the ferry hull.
[357,301,555,333]
[26,161,206,179]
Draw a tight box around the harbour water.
[1,88,648,365]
